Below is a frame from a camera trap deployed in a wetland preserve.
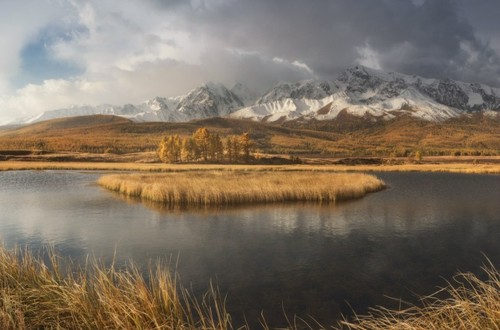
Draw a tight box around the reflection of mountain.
[18,66,500,124]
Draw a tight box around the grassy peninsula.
[97,171,385,208]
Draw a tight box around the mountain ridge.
[16,66,500,125]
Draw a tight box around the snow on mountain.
[256,80,338,104]
[24,104,126,124]
[231,66,500,122]
[19,66,500,125]
[174,82,243,119]
[22,83,244,124]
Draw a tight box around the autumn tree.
[158,128,254,164]
[194,128,210,161]
[157,137,168,163]
[225,137,234,162]
[209,134,224,162]
[157,135,181,163]
[182,137,197,162]
[230,136,241,162]
[240,132,252,162]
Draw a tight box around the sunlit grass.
[97,171,386,207]
[1,161,500,174]
[0,245,498,329]
[0,246,231,330]
[338,261,500,330]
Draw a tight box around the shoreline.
[1,160,500,174]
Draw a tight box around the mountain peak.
[257,79,337,104]
[16,67,500,125]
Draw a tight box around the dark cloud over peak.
[2,0,500,123]
[167,0,500,86]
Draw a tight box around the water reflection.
[0,171,499,327]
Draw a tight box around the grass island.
[97,171,386,208]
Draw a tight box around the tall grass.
[0,246,231,330]
[0,245,498,329]
[98,171,386,208]
[1,160,500,174]
[339,261,500,330]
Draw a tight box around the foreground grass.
[98,172,385,207]
[1,160,500,174]
[0,246,498,330]
[0,247,231,330]
[339,261,500,330]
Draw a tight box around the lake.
[0,170,499,327]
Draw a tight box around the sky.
[1,0,500,124]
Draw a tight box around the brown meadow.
[1,114,499,157]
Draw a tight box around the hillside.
[0,114,498,158]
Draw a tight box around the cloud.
[175,0,500,84]
[0,50,312,124]
[0,0,67,93]
[1,0,500,123]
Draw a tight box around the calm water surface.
[0,170,499,327]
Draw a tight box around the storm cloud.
[1,0,500,123]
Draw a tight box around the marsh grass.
[1,160,500,174]
[98,171,386,208]
[0,245,498,330]
[0,246,232,330]
[339,261,500,330]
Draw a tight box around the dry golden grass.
[0,246,231,330]
[339,261,500,330]
[0,244,498,330]
[1,161,500,174]
[98,172,386,207]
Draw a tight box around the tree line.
[157,128,253,163]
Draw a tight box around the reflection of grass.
[0,246,230,330]
[339,261,500,330]
[98,171,385,208]
[0,245,498,329]
[1,161,500,174]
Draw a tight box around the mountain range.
[18,66,500,125]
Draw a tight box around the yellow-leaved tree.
[158,128,253,164]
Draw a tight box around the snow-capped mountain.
[19,66,500,125]
[231,66,500,122]
[22,82,244,124]
[256,80,337,104]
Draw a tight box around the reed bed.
[0,246,231,330]
[98,172,386,208]
[1,160,500,174]
[339,261,500,330]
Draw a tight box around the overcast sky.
[1,0,500,123]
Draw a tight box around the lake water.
[0,170,499,327]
